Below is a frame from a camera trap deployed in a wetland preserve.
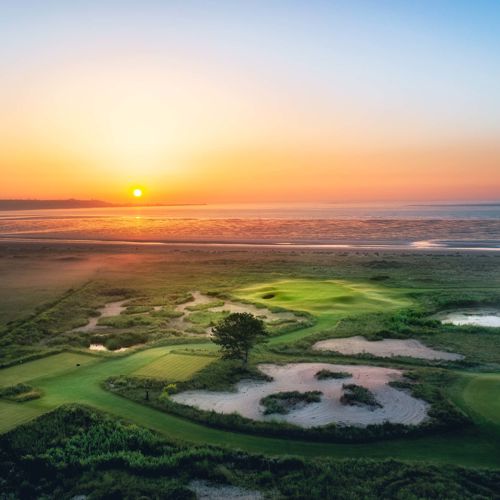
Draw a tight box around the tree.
[211,312,268,364]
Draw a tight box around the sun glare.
[133,188,143,198]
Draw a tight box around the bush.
[0,383,42,402]
[340,384,382,409]
[315,369,351,380]
[260,391,322,415]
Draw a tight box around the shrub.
[315,369,351,380]
[260,391,322,415]
[340,384,382,409]
[0,383,42,402]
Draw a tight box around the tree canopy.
[211,312,268,364]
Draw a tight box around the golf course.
[1,270,500,469]
[1,246,500,499]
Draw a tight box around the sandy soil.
[189,480,263,500]
[172,363,429,427]
[88,343,130,352]
[437,309,500,327]
[313,335,463,360]
[72,300,129,333]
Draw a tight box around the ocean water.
[0,202,499,249]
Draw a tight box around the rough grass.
[133,353,218,381]
[0,383,42,402]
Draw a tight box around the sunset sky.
[1,1,499,203]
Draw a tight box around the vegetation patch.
[260,390,322,415]
[186,299,225,311]
[315,369,351,380]
[341,384,382,409]
[1,405,498,500]
[0,383,42,402]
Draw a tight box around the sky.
[1,0,499,203]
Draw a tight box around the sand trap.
[72,300,129,333]
[313,336,463,361]
[437,309,500,328]
[173,291,304,335]
[88,343,130,352]
[172,363,429,427]
[189,480,263,500]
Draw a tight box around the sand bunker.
[72,300,129,333]
[88,343,129,352]
[173,291,304,335]
[313,336,463,361]
[437,309,500,328]
[189,480,263,500]
[172,363,429,427]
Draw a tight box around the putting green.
[450,372,500,427]
[234,279,410,343]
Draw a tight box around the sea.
[1,202,500,250]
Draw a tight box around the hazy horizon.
[2,1,500,203]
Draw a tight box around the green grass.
[449,372,500,427]
[133,353,217,381]
[0,352,99,387]
[0,343,498,468]
[235,279,411,344]
[0,263,499,469]
[0,400,45,433]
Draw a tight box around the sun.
[133,188,143,198]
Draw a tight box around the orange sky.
[1,2,499,203]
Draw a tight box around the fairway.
[133,353,217,381]
[0,352,99,387]
[0,400,44,433]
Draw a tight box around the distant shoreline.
[0,199,206,211]
[0,235,498,252]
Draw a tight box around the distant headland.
[0,199,205,211]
